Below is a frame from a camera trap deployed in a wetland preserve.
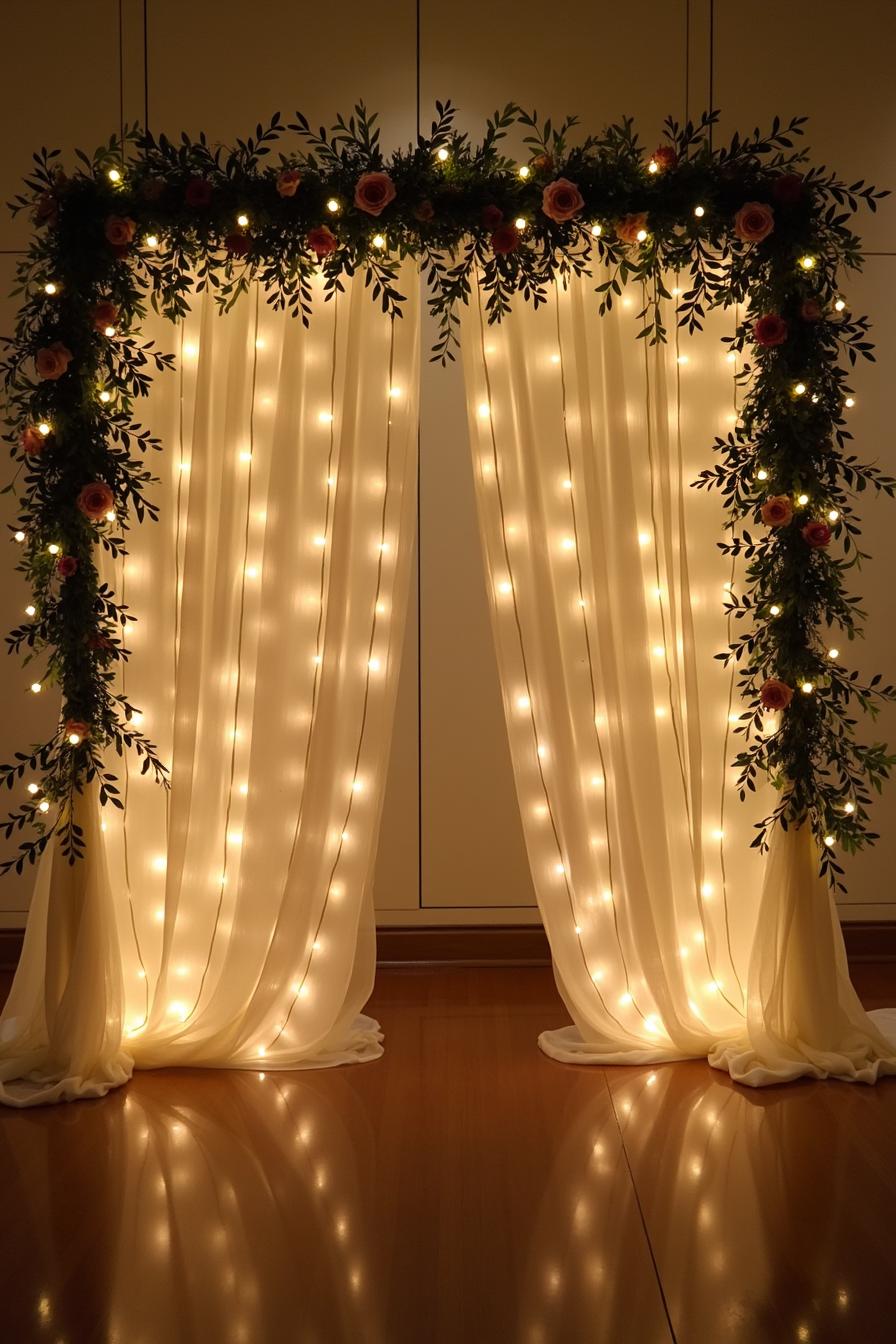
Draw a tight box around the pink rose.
[734,201,774,243]
[92,300,118,332]
[184,177,214,208]
[63,719,90,742]
[354,171,396,216]
[224,232,252,258]
[56,555,78,578]
[36,342,73,381]
[21,427,45,455]
[414,199,435,222]
[753,314,789,348]
[542,177,585,223]
[802,520,832,549]
[760,495,794,527]
[531,153,555,174]
[616,212,649,244]
[760,678,794,711]
[307,226,338,259]
[276,167,301,198]
[481,204,504,230]
[104,215,137,248]
[800,299,822,322]
[491,224,520,256]
[650,145,679,172]
[771,173,804,206]
[77,481,115,521]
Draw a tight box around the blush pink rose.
[617,212,649,244]
[184,177,214,208]
[542,178,585,223]
[760,495,794,527]
[802,520,832,549]
[481,204,504,230]
[753,314,789,347]
[734,201,774,243]
[650,145,679,172]
[491,224,520,256]
[56,555,78,578]
[21,427,45,455]
[92,300,118,332]
[63,718,90,741]
[307,226,338,259]
[36,342,73,380]
[354,171,396,216]
[104,215,137,247]
[276,167,301,198]
[77,481,115,521]
[800,298,823,322]
[760,678,793,711]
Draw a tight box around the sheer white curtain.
[0,264,419,1106]
[461,268,896,1086]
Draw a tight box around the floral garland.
[1,103,893,886]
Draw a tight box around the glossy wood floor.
[1,964,896,1344]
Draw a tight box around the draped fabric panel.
[0,265,419,1105]
[460,268,896,1086]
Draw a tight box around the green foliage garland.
[0,102,893,885]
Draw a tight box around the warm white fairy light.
[516,694,530,710]
[30,681,42,694]
[44,281,58,295]
[647,160,659,174]
[368,657,381,672]
[823,834,835,847]
[694,204,705,218]
[13,530,25,543]
[236,212,249,227]
[313,535,326,547]
[844,396,855,409]
[25,604,36,616]
[828,647,839,659]
[834,298,846,312]
[756,468,768,481]
[436,147,450,162]
[844,801,855,814]
[497,580,512,595]
[38,422,51,436]
[326,198,341,214]
[517,164,531,179]
[104,324,116,337]
[514,216,527,231]
[590,222,602,236]
[797,493,809,505]
[239,449,252,462]
[38,800,50,813]
[372,233,386,249]
[107,167,121,183]
[769,604,782,616]
[318,410,334,424]
[793,382,807,397]
[68,732,82,745]
[799,255,816,270]
[145,233,159,249]
[636,227,648,242]
[801,681,814,694]
[99,390,112,403]
[827,508,839,521]
[26,782,39,795]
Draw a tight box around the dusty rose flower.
[734,201,775,243]
[354,171,396,216]
[63,719,90,742]
[224,232,251,258]
[307,226,338,259]
[36,342,74,380]
[771,173,804,206]
[542,177,585,223]
[140,176,166,201]
[77,481,115,521]
[104,215,137,247]
[650,145,679,172]
[491,224,520,256]
[414,199,435,223]
[481,204,504,230]
[276,167,301,198]
[530,153,554,174]
[56,555,78,578]
[800,298,822,322]
[92,300,118,332]
[760,678,794,711]
[616,212,649,244]
[184,177,213,208]
[761,495,794,527]
[802,520,832,549]
[21,427,45,455]
[33,192,58,226]
[753,313,789,348]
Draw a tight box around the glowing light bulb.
[590,223,602,236]
[799,255,816,270]
[313,535,326,547]
[636,228,648,242]
[561,537,575,550]
[68,732,81,745]
[514,216,527,231]
[701,882,714,897]
[638,531,650,546]
[326,198,340,214]
[44,281,57,295]
[388,386,402,397]
[516,695,530,710]
[372,233,386,249]
[793,382,807,397]
[757,468,768,481]
[517,164,531,179]
[478,403,490,418]
[368,657,381,672]
[694,204,705,218]
[13,531,25,543]
[828,647,839,659]
[769,604,781,616]
[726,351,736,363]
[30,681,42,694]
[145,234,159,249]
[38,800,50,812]
[351,779,363,792]
[104,510,116,523]
[47,543,59,555]
[844,801,855,814]
[834,298,846,312]
[99,390,112,404]
[619,992,633,1006]
[26,782,38,795]
[797,493,809,506]
[436,147,449,162]
[648,160,659,174]
[25,604,35,616]
[823,834,835,847]
[38,422,51,436]
[497,580,512,594]
[236,212,249,227]
[844,397,855,408]
[801,681,814,694]
[107,167,121,183]
[318,410,333,424]
[151,855,166,872]
[827,509,839,521]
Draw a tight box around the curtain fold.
[0,264,419,1105]
[460,267,896,1086]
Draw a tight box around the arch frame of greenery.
[1,102,893,885]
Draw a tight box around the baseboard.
[2,921,895,973]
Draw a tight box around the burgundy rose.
[650,145,679,172]
[759,678,794,711]
[414,199,435,223]
[36,342,73,381]
[184,177,214,209]
[276,168,301,198]
[481,204,504,230]
[753,314,789,348]
[92,300,118,333]
[225,232,252,258]
[771,173,805,206]
[760,495,794,528]
[21,427,45,455]
[800,298,822,322]
[104,215,136,248]
[734,201,774,243]
[56,555,78,578]
[802,520,832,549]
[617,212,649,244]
[354,171,396,217]
[542,177,585,223]
[63,719,90,743]
[77,481,115,521]
[491,224,520,256]
[307,226,338,259]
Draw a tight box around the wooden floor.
[1,965,896,1344]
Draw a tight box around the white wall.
[0,0,894,929]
